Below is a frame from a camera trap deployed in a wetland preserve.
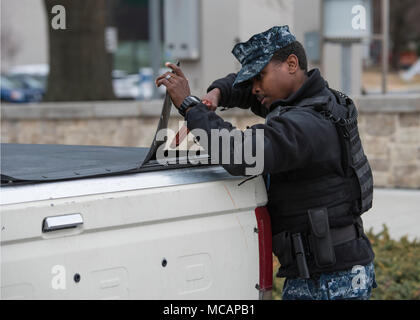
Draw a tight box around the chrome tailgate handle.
[42,213,83,232]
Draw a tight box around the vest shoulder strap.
[298,89,373,215]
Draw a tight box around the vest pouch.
[272,232,293,267]
[308,208,336,268]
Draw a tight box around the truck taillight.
[255,206,273,300]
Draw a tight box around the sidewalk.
[362,188,420,241]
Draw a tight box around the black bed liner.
[0,143,210,185]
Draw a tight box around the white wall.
[238,0,294,43]
[1,0,48,72]
[323,42,342,89]
[293,0,321,43]
[178,0,241,96]
[293,0,321,70]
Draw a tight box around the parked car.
[0,75,43,103]
[5,64,168,101]
[8,74,46,94]
[112,71,141,100]
[8,64,48,87]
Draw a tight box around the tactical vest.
[267,88,374,278]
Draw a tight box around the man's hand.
[155,62,191,108]
[201,88,221,112]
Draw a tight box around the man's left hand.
[155,62,191,108]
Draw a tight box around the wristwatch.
[178,95,201,117]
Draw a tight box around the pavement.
[362,188,420,242]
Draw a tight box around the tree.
[44,0,116,101]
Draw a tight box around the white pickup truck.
[0,143,272,300]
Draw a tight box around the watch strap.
[179,95,200,117]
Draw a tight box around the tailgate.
[1,167,267,299]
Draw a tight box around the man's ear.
[286,54,299,74]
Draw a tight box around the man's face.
[251,60,295,108]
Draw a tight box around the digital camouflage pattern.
[282,262,378,300]
[231,25,296,87]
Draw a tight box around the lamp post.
[381,0,389,94]
[149,0,161,99]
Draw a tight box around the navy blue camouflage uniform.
[184,26,377,300]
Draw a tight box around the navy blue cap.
[232,25,296,87]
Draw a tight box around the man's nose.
[252,80,261,95]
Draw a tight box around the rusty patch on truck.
[223,184,236,208]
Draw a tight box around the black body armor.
[268,88,374,278]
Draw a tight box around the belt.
[273,222,362,279]
[272,223,361,262]
[330,223,359,246]
[302,223,359,257]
